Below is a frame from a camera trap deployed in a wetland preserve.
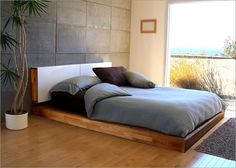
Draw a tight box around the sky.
[169,1,236,49]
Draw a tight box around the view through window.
[169,1,235,57]
[168,1,235,101]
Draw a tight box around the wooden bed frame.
[32,104,224,152]
[31,63,224,152]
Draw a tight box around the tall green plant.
[1,0,49,114]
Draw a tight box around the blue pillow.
[50,76,101,95]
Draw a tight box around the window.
[169,1,235,57]
[167,1,235,98]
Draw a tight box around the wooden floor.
[1,102,236,167]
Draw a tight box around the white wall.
[130,0,168,86]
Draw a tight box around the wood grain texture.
[32,104,224,152]
[1,114,235,167]
[31,68,38,102]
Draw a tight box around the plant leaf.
[0,31,18,50]
[2,17,11,32]
[23,0,49,16]
[1,59,19,86]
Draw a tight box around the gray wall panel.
[86,28,110,53]
[111,30,130,52]
[87,0,112,6]
[26,23,56,54]
[57,0,86,27]
[112,0,131,10]
[57,24,86,53]
[112,7,130,31]
[56,54,86,65]
[87,2,111,29]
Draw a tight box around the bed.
[31,62,225,152]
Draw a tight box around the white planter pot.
[5,112,28,130]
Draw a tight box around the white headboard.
[31,62,112,103]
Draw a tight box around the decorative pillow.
[93,66,129,86]
[124,71,155,88]
[50,76,101,95]
[51,91,86,114]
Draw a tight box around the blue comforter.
[85,84,226,137]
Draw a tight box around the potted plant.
[1,0,49,130]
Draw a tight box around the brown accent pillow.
[51,91,86,114]
[93,66,129,86]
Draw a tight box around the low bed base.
[32,104,224,152]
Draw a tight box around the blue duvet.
[85,84,226,137]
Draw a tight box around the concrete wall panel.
[26,23,56,54]
[87,0,112,6]
[86,28,110,53]
[112,7,130,31]
[111,30,130,52]
[57,0,86,27]
[57,24,86,53]
[112,0,131,10]
[87,2,111,29]
[56,54,86,65]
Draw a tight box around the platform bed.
[32,104,224,152]
[31,63,224,152]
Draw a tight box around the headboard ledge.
[31,62,112,103]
